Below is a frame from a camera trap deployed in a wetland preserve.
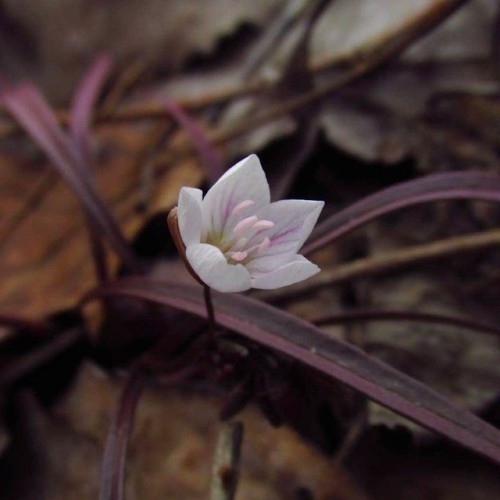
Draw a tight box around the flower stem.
[204,285,216,328]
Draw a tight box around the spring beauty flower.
[172,154,324,293]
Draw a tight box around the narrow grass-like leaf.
[0,313,53,335]
[313,309,500,337]
[69,55,113,280]
[70,54,112,165]
[0,82,140,271]
[84,278,500,465]
[162,95,224,183]
[99,362,202,500]
[100,368,147,500]
[304,171,500,255]
[0,327,84,387]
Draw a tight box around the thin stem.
[313,309,500,338]
[333,405,367,465]
[87,219,109,282]
[162,96,224,183]
[210,421,244,500]
[100,368,147,500]
[0,313,54,335]
[204,285,216,329]
[0,328,84,387]
[0,169,56,248]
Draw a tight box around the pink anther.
[233,215,258,234]
[252,219,274,230]
[257,237,271,254]
[230,251,248,262]
[231,199,255,216]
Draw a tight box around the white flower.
[176,154,324,293]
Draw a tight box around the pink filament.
[231,199,255,216]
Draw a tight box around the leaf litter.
[2,1,500,498]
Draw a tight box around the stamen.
[257,237,271,254]
[241,236,272,257]
[224,237,248,253]
[252,219,274,230]
[233,215,258,234]
[230,251,248,262]
[231,199,255,216]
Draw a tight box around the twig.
[0,327,84,387]
[0,313,54,335]
[0,0,468,142]
[203,0,470,148]
[100,60,149,116]
[333,406,367,465]
[162,96,224,183]
[261,227,500,302]
[241,0,320,77]
[0,168,56,248]
[210,421,244,500]
[313,309,500,338]
[136,122,174,211]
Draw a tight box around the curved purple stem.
[82,278,500,466]
[304,171,500,255]
[100,368,147,500]
[313,309,500,337]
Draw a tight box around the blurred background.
[2,1,500,498]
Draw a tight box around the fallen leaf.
[0,124,203,316]
[38,362,370,499]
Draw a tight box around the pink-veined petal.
[296,200,325,249]
[202,154,270,235]
[178,187,203,247]
[252,199,324,256]
[250,255,320,289]
[186,243,252,293]
[246,252,290,275]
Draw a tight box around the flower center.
[206,199,275,265]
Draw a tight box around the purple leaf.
[69,54,113,281]
[100,362,202,500]
[70,54,112,165]
[84,277,500,465]
[0,327,84,387]
[304,171,500,254]
[162,95,224,183]
[100,369,146,500]
[0,81,140,272]
[313,309,500,337]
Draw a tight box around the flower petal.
[253,199,324,256]
[296,200,325,248]
[202,154,270,235]
[177,187,203,247]
[250,255,320,289]
[245,252,290,275]
[186,243,252,293]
